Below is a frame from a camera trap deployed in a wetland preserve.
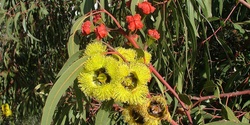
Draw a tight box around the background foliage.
[0,0,250,124]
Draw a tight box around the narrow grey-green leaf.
[68,15,87,57]
[242,100,250,109]
[41,56,88,125]
[152,74,165,95]
[205,120,248,125]
[57,50,84,78]
[221,104,240,122]
[27,31,40,41]
[22,15,27,32]
[14,12,21,29]
[68,34,80,57]
[6,18,18,41]
[95,107,111,125]
[179,94,192,106]
[20,1,27,12]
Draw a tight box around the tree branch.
[191,90,250,107]
[238,0,250,9]
[201,2,239,45]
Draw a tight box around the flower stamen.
[94,68,111,85]
[122,73,138,90]
[131,109,145,124]
[148,101,165,118]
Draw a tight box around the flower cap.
[81,21,92,35]
[126,14,144,31]
[95,24,108,40]
[148,29,160,40]
[138,1,156,15]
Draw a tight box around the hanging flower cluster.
[78,41,152,105]
[124,1,160,43]
[122,96,171,125]
[81,15,108,40]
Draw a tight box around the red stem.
[191,90,250,108]
[170,119,178,125]
[238,0,250,9]
[201,2,239,45]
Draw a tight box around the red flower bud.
[126,14,143,31]
[138,1,156,15]
[148,29,160,40]
[81,21,92,35]
[95,24,108,39]
[93,14,102,24]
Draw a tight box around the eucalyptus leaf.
[205,120,248,125]
[221,104,240,122]
[41,56,88,125]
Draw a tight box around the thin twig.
[201,2,239,45]
[191,90,250,107]
[170,119,178,125]
[238,0,250,9]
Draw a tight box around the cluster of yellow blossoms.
[123,96,171,125]
[1,104,12,117]
[78,41,151,105]
[78,41,171,124]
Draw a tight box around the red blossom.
[138,1,156,15]
[126,14,143,31]
[81,21,92,35]
[148,29,160,40]
[95,24,108,39]
[93,14,102,24]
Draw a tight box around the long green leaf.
[186,1,199,37]
[221,105,240,122]
[205,120,248,125]
[95,108,111,125]
[95,101,113,125]
[6,18,18,41]
[57,50,84,77]
[68,16,87,57]
[41,56,88,125]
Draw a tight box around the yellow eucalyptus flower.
[129,63,151,84]
[122,104,159,125]
[144,96,171,122]
[122,96,171,125]
[1,104,12,117]
[84,41,107,56]
[113,47,137,62]
[78,71,97,96]
[115,84,149,105]
[113,63,151,105]
[78,55,119,101]
[84,54,106,72]
[122,105,148,125]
